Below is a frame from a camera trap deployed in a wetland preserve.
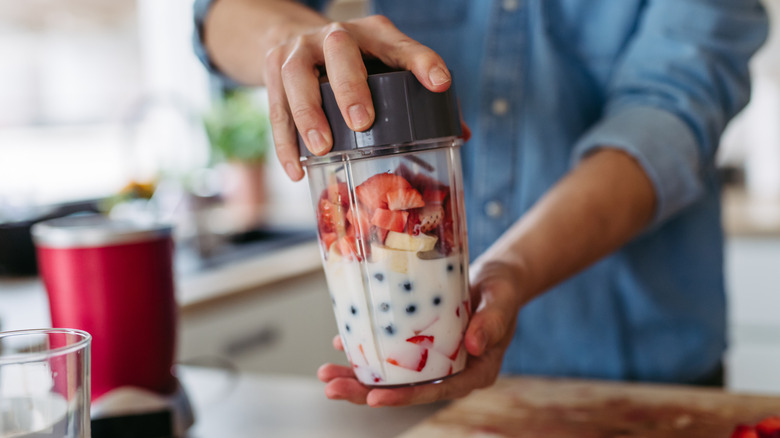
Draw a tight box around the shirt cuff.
[570,106,704,227]
[192,0,241,87]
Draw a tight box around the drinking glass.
[0,328,91,438]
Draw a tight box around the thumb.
[464,269,521,357]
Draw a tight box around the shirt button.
[484,200,504,218]
[502,0,520,12]
[491,98,509,116]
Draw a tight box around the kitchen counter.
[179,367,780,438]
[179,365,444,438]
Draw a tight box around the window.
[0,0,211,215]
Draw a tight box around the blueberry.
[345,323,351,333]
[447,264,454,272]
[350,305,357,315]
[406,304,417,314]
[401,281,413,292]
[433,296,442,306]
[379,302,390,312]
[374,273,384,282]
[384,324,396,335]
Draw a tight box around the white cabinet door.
[178,269,348,376]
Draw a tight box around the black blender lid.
[297,66,461,157]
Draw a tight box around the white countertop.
[180,365,444,438]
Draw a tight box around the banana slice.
[384,231,438,252]
[327,241,343,263]
[371,243,414,274]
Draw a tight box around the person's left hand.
[317,260,525,407]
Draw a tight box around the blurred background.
[0,0,778,395]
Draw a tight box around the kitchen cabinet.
[725,236,780,394]
[177,268,348,376]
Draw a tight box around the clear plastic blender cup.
[300,70,470,386]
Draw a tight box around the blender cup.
[300,70,470,386]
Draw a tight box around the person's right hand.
[263,15,453,181]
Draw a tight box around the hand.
[263,15,453,181]
[317,261,525,407]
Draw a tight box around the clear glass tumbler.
[0,328,91,438]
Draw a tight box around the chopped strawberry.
[448,345,461,361]
[317,199,345,234]
[434,224,456,256]
[757,416,780,438]
[447,365,453,375]
[405,208,421,235]
[406,335,434,348]
[370,208,408,233]
[732,425,759,438]
[355,173,412,211]
[336,236,361,261]
[422,188,448,204]
[418,205,444,233]
[416,349,429,371]
[463,300,472,319]
[326,181,350,207]
[386,187,424,211]
[346,204,371,236]
[321,231,338,251]
[386,347,429,372]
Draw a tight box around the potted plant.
[203,89,271,229]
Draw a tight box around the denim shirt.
[194,0,768,383]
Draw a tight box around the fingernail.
[429,67,451,86]
[285,162,300,179]
[348,104,370,130]
[307,129,327,154]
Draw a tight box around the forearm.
[475,148,656,304]
[204,0,329,85]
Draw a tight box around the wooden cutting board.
[398,377,780,438]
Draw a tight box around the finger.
[321,24,374,132]
[317,363,354,382]
[265,45,305,181]
[332,334,344,351]
[281,37,333,156]
[367,352,500,407]
[348,15,451,92]
[324,378,371,404]
[465,278,519,356]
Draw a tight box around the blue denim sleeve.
[571,0,769,226]
[192,0,332,85]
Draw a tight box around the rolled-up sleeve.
[571,0,768,226]
[191,0,332,85]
